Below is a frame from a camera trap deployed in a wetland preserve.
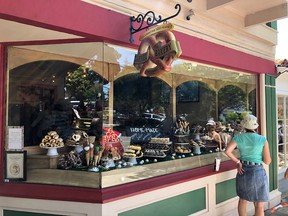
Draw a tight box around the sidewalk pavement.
[264,192,288,215]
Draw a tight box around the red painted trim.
[0,0,131,44]
[0,161,236,203]
[0,44,6,181]
[173,32,275,75]
[101,160,236,203]
[0,0,276,75]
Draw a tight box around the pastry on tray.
[39,131,64,148]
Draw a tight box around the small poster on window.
[4,151,27,181]
[6,126,24,150]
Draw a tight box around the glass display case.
[4,42,256,188]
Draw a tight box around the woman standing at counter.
[225,114,271,216]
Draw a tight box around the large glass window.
[278,96,288,170]
[5,43,257,188]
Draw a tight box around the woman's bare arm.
[284,168,288,179]
[225,140,244,174]
[262,141,271,165]
[225,140,238,163]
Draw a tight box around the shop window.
[5,43,256,188]
[278,96,288,170]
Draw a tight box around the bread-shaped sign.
[133,23,182,77]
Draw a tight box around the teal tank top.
[232,132,266,163]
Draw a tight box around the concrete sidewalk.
[264,192,288,215]
[263,171,288,215]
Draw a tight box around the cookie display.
[58,151,82,169]
[39,131,64,148]
[144,143,170,151]
[143,149,166,158]
[149,137,171,144]
[103,128,121,143]
[66,131,89,147]
[143,138,171,158]
[123,145,143,158]
[101,147,122,161]
[173,116,190,135]
[174,144,191,154]
[143,137,171,158]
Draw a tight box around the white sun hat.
[240,114,259,130]
[206,119,216,126]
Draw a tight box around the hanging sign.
[133,23,182,77]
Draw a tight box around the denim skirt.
[236,164,269,202]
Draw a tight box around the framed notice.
[4,151,27,181]
[6,126,24,150]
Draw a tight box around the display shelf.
[27,154,59,169]
[27,168,100,188]
[143,151,167,158]
[40,146,63,156]
[24,150,240,188]
[173,134,189,137]
[173,134,190,143]
[175,150,191,154]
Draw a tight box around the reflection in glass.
[176,81,199,103]
[278,96,288,170]
[7,44,106,146]
[278,96,284,119]
[218,85,247,123]
[113,74,171,136]
[176,81,216,125]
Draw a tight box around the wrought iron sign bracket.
[129,4,181,43]
[276,66,288,78]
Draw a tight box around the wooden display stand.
[27,155,59,169]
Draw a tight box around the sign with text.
[6,126,24,150]
[127,127,161,144]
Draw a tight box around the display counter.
[24,150,239,189]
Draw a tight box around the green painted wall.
[265,74,278,191]
[118,188,206,216]
[216,178,237,204]
[266,21,277,30]
[3,210,66,216]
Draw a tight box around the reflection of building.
[0,1,284,216]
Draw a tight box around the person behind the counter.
[205,119,222,151]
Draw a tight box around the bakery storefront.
[0,1,278,216]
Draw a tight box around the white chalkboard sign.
[127,127,161,144]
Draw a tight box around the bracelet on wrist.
[236,160,241,164]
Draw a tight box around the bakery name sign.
[133,23,182,77]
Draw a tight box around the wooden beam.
[245,3,288,27]
[207,0,235,10]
